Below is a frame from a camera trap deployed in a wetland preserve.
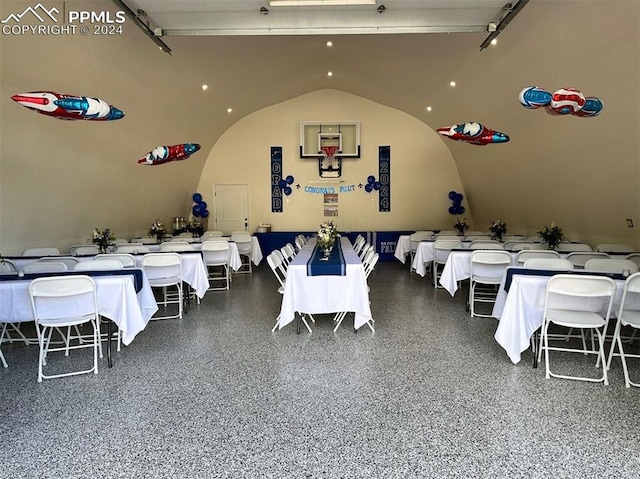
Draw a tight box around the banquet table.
[0,271,157,346]
[491,267,634,364]
[132,237,264,267]
[393,235,411,263]
[411,241,472,277]
[278,237,373,331]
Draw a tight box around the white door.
[214,184,249,234]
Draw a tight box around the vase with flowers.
[454,218,469,236]
[149,219,166,243]
[537,222,565,250]
[489,220,507,241]
[317,221,338,257]
[92,228,115,254]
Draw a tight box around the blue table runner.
[307,240,346,276]
[0,269,145,293]
[503,267,625,293]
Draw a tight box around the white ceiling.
[127,0,516,36]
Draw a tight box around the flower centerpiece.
[537,222,565,250]
[92,228,115,253]
[188,219,204,237]
[454,217,469,236]
[149,219,166,243]
[489,220,507,241]
[317,221,338,255]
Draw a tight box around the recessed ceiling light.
[326,41,333,47]
[327,71,333,77]
[227,108,233,113]
[491,38,498,46]
[426,106,432,112]
[201,84,208,91]
[449,81,456,87]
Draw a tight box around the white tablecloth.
[278,237,372,331]
[439,250,518,296]
[143,237,262,267]
[492,271,633,364]
[411,241,472,277]
[393,235,411,263]
[0,274,157,345]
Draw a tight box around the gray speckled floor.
[2,261,640,478]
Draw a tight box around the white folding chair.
[232,235,253,274]
[267,252,311,333]
[556,243,593,252]
[595,244,634,253]
[432,239,462,288]
[539,275,616,385]
[524,258,574,270]
[21,262,68,274]
[73,259,124,271]
[142,253,183,320]
[95,253,136,268]
[160,242,196,252]
[73,245,100,256]
[28,275,100,382]
[516,250,560,266]
[202,241,231,291]
[334,253,378,333]
[409,232,433,271]
[627,253,640,268]
[469,240,504,250]
[22,247,59,256]
[116,244,150,254]
[38,256,80,270]
[584,258,639,275]
[607,272,640,388]
[0,258,18,274]
[468,250,512,318]
[566,252,610,269]
[503,241,534,250]
[281,243,296,266]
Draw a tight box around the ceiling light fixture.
[480,0,529,51]
[111,0,171,55]
[426,106,432,112]
[227,108,233,113]
[449,81,456,87]
[327,71,333,77]
[202,85,209,91]
[326,41,333,47]
[269,0,376,6]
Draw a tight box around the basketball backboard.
[300,121,360,158]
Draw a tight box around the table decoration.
[317,221,338,257]
[537,222,565,249]
[92,228,115,254]
[489,220,507,241]
[149,219,166,243]
[454,217,469,236]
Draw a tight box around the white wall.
[197,89,468,234]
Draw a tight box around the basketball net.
[321,146,340,162]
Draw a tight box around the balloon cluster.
[364,175,381,193]
[448,191,465,215]
[278,175,295,196]
[519,86,603,117]
[192,193,209,218]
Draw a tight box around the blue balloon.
[448,191,456,200]
[201,209,209,218]
[284,186,292,196]
[367,175,376,184]
[278,179,287,188]
[200,201,207,209]
[456,206,465,214]
[448,206,457,214]
[193,193,202,203]
[286,175,294,185]
[365,184,373,193]
[455,193,464,202]
[192,204,202,216]
[373,182,381,191]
